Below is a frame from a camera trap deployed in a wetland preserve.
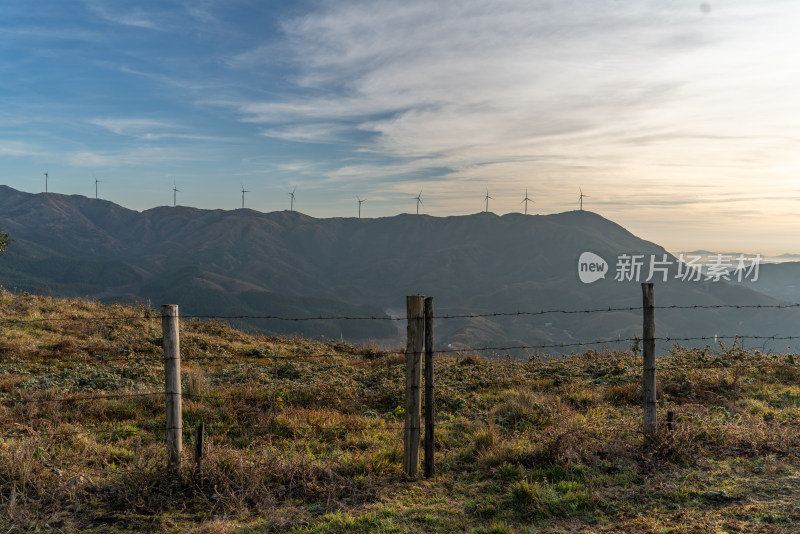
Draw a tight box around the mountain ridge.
[1,185,796,353]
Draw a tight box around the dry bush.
[492,388,553,431]
[469,423,501,460]
[649,407,800,465]
[0,375,26,393]
[52,339,80,356]
[459,354,482,366]
[358,344,388,360]
[182,367,208,398]
[109,442,376,517]
[189,519,238,534]
[603,382,641,406]
[0,434,93,529]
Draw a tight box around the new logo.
[578,252,608,284]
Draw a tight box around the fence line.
[2,301,799,326]
[3,288,799,477]
[2,335,797,363]
[5,345,794,409]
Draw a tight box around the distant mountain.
[729,261,800,303]
[673,250,800,264]
[1,185,798,354]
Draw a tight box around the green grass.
[1,288,800,533]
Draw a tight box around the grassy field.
[1,288,800,533]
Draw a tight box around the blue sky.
[1,0,799,254]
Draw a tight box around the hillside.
[1,185,798,353]
[2,291,800,533]
[731,261,800,303]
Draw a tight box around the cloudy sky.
[1,0,798,254]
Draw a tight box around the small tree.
[0,228,8,253]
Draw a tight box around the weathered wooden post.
[162,304,182,466]
[423,296,435,479]
[642,283,656,438]
[403,295,424,477]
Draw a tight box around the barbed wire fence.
[1,283,799,477]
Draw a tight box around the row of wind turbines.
[237,185,296,211]
[41,172,591,216]
[187,184,590,216]
[413,187,590,215]
[42,171,105,199]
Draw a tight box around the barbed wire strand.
[0,334,795,369]
[2,302,799,325]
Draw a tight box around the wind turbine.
[44,171,48,193]
[357,196,366,219]
[413,190,423,215]
[579,187,589,211]
[172,181,180,207]
[521,189,534,215]
[288,187,296,211]
[484,189,494,213]
[241,184,250,209]
[94,174,102,199]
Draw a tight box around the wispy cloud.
[0,140,42,157]
[89,117,240,143]
[139,133,240,142]
[225,0,800,201]
[89,118,175,136]
[259,123,350,144]
[68,146,207,167]
[85,1,163,30]
[115,65,223,91]
[0,26,104,43]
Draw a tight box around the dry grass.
[2,288,800,532]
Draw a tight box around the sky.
[1,0,799,255]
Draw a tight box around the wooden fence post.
[423,296,435,479]
[404,295,424,477]
[642,283,656,438]
[162,304,182,466]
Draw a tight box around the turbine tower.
[521,189,534,215]
[288,187,296,211]
[94,174,102,199]
[172,182,180,207]
[484,189,494,213]
[413,190,423,215]
[44,171,48,193]
[241,184,250,209]
[579,187,589,211]
[357,196,366,219]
